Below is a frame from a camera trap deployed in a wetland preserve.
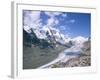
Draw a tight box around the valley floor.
[23,45,67,69]
[23,41,90,69]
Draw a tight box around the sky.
[23,10,91,38]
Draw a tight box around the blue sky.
[64,12,91,38]
[23,10,91,38]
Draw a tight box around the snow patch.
[72,36,88,48]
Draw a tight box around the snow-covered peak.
[23,26,32,33]
[72,36,88,48]
[73,36,88,42]
[41,26,71,44]
[34,29,47,39]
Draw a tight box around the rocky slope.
[46,40,91,68]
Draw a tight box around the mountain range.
[23,25,88,49]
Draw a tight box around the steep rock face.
[23,29,33,47]
[23,29,55,49]
[82,40,91,56]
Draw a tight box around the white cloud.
[45,12,62,17]
[62,13,67,17]
[44,12,52,16]
[45,12,60,27]
[66,19,75,24]
[23,10,42,29]
[31,11,41,20]
[53,12,62,16]
[55,19,59,25]
[47,18,55,26]
[60,26,66,30]
[70,19,75,23]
